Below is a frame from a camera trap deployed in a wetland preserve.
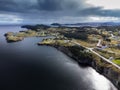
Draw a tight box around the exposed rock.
[38,42,120,89]
[4,32,14,36]
[6,36,24,43]
[4,32,24,43]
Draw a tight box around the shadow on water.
[0,25,117,90]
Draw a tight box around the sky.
[0,0,120,24]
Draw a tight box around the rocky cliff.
[55,46,120,89]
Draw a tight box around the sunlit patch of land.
[113,59,120,66]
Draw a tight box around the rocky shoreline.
[4,30,49,43]
[4,32,24,42]
[38,43,120,89]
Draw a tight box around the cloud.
[89,16,119,22]
[79,7,120,17]
[0,0,120,24]
[37,0,89,11]
[0,0,88,12]
[0,14,23,24]
[87,0,120,9]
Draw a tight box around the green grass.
[40,39,73,46]
[112,59,120,66]
[94,49,115,59]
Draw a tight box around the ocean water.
[0,25,117,90]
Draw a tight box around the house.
[111,34,116,38]
[96,39,108,49]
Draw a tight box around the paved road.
[73,41,120,69]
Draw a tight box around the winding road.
[73,41,120,69]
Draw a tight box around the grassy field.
[94,49,115,59]
[112,59,120,66]
[74,39,97,48]
[40,39,74,46]
[104,48,120,59]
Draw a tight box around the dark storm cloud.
[0,0,120,24]
[37,0,87,11]
[79,7,120,17]
[0,0,36,12]
[37,0,63,11]
[0,0,16,12]
[0,0,86,12]
[0,0,120,16]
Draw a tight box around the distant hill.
[63,22,120,27]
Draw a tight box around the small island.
[4,24,60,42]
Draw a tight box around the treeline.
[63,32,88,40]
[97,26,120,31]
[67,46,93,65]
[21,24,50,31]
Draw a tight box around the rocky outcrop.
[38,38,120,89]
[91,59,120,89]
[53,45,120,89]
[4,30,49,43]
[5,32,24,43]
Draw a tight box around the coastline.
[38,43,120,89]
[4,24,120,89]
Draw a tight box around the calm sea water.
[0,25,117,90]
